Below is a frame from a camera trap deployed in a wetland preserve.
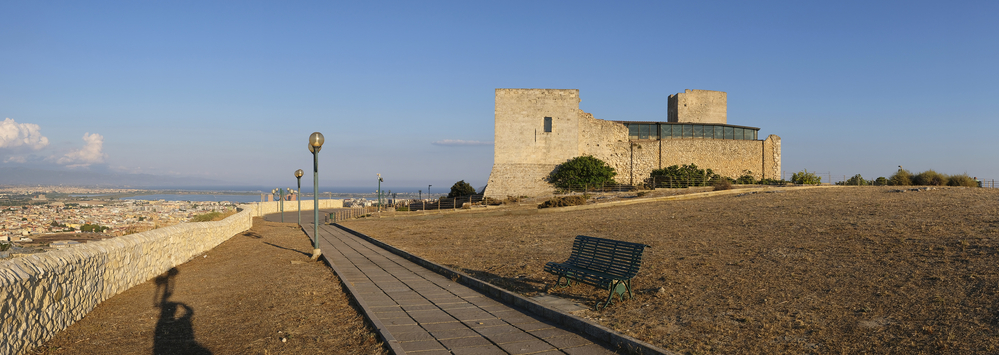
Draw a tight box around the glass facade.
[627,123,759,141]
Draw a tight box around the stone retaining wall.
[250,199,344,217]
[0,207,256,355]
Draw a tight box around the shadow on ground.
[153,268,211,355]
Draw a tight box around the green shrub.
[395,206,410,211]
[913,170,948,186]
[758,178,788,186]
[548,156,617,189]
[735,170,756,184]
[713,178,733,191]
[0,242,10,252]
[537,195,587,209]
[947,174,978,187]
[791,169,822,185]
[80,223,110,232]
[838,174,868,186]
[874,177,888,186]
[889,169,913,186]
[447,180,477,198]
[650,164,720,188]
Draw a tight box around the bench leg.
[596,281,629,310]
[548,275,576,292]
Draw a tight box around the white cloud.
[0,118,49,150]
[58,132,106,167]
[432,139,493,146]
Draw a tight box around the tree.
[547,155,617,189]
[791,169,822,185]
[447,180,477,198]
[889,169,912,186]
[841,174,868,186]
[650,164,720,188]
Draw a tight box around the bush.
[650,164,720,188]
[395,206,410,211]
[0,242,10,252]
[447,180,477,198]
[913,170,948,186]
[735,170,756,185]
[889,169,913,186]
[548,156,617,189]
[874,177,888,186]
[947,174,978,187]
[80,223,110,232]
[537,195,587,209]
[791,169,822,185]
[713,178,733,191]
[758,178,788,186]
[837,174,868,186]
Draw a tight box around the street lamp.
[377,174,383,212]
[309,132,324,261]
[295,169,303,226]
[273,188,284,223]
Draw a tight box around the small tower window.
[544,117,552,132]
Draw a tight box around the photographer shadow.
[153,268,211,355]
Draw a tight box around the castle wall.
[668,89,727,124]
[485,89,780,198]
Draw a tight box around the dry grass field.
[342,186,999,354]
[30,218,387,355]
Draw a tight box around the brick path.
[268,212,618,354]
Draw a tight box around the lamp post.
[295,169,303,226]
[377,174,383,212]
[309,132,324,261]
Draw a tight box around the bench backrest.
[566,235,647,279]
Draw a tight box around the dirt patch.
[342,186,999,354]
[29,217,387,355]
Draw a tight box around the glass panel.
[724,126,733,139]
[683,125,692,138]
[745,129,753,140]
[652,124,660,140]
[639,124,649,140]
[753,130,758,140]
[734,128,743,140]
[693,125,702,138]
[714,126,723,139]
[544,117,552,132]
[628,124,639,140]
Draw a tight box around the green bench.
[543,235,648,310]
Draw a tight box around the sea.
[109,185,431,204]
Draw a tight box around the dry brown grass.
[342,187,999,354]
[30,218,386,355]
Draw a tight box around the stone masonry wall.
[762,134,782,180]
[251,199,344,217]
[493,89,581,165]
[668,89,727,124]
[0,206,256,355]
[599,138,772,186]
[484,163,560,199]
[485,88,781,197]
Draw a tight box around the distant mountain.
[0,167,223,187]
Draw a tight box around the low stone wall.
[250,199,343,217]
[0,207,256,355]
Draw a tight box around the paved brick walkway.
[270,212,618,354]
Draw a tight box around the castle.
[483,89,781,198]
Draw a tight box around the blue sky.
[2,1,997,191]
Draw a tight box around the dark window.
[628,124,639,139]
[544,117,552,132]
